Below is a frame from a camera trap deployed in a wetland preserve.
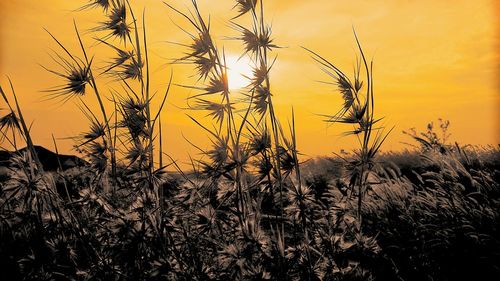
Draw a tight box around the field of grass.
[1,0,499,280]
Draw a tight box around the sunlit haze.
[226,55,253,90]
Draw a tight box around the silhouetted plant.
[403,118,451,153]
[0,1,499,280]
[306,34,393,230]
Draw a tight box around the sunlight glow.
[225,55,253,90]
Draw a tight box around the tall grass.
[40,0,174,202]
[0,0,499,280]
[305,35,392,229]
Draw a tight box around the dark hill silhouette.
[0,145,86,171]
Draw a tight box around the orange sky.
[1,0,499,163]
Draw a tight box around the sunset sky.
[1,0,498,163]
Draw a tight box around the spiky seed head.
[285,184,315,221]
[232,145,250,168]
[126,142,149,165]
[45,62,92,103]
[115,49,134,64]
[240,27,260,55]
[81,120,106,144]
[193,55,216,80]
[205,75,228,95]
[104,49,134,74]
[190,32,212,57]
[122,57,143,80]
[96,1,130,41]
[338,105,369,131]
[0,112,20,131]
[238,24,278,56]
[122,113,148,139]
[121,97,147,113]
[253,86,271,115]
[354,78,363,92]
[68,68,90,95]
[254,155,273,179]
[194,99,230,125]
[78,0,113,12]
[87,141,108,172]
[258,26,277,51]
[207,137,229,166]
[250,129,271,155]
[119,97,150,139]
[83,0,112,11]
[277,146,296,173]
[353,103,367,121]
[251,64,268,87]
[337,76,354,109]
[89,141,107,155]
[234,0,257,18]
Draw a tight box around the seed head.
[277,146,296,174]
[207,137,229,167]
[337,76,354,110]
[253,86,270,115]
[251,64,269,88]
[254,155,273,180]
[95,1,131,42]
[121,57,143,80]
[80,120,106,146]
[80,0,113,11]
[205,74,229,95]
[190,32,212,57]
[0,112,20,132]
[193,99,231,125]
[233,0,257,19]
[99,39,135,75]
[43,61,92,103]
[193,55,217,80]
[249,129,271,155]
[235,23,278,56]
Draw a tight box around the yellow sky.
[1,0,499,163]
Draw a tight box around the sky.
[1,0,499,164]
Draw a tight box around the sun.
[225,55,253,90]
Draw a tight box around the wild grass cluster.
[1,0,499,280]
